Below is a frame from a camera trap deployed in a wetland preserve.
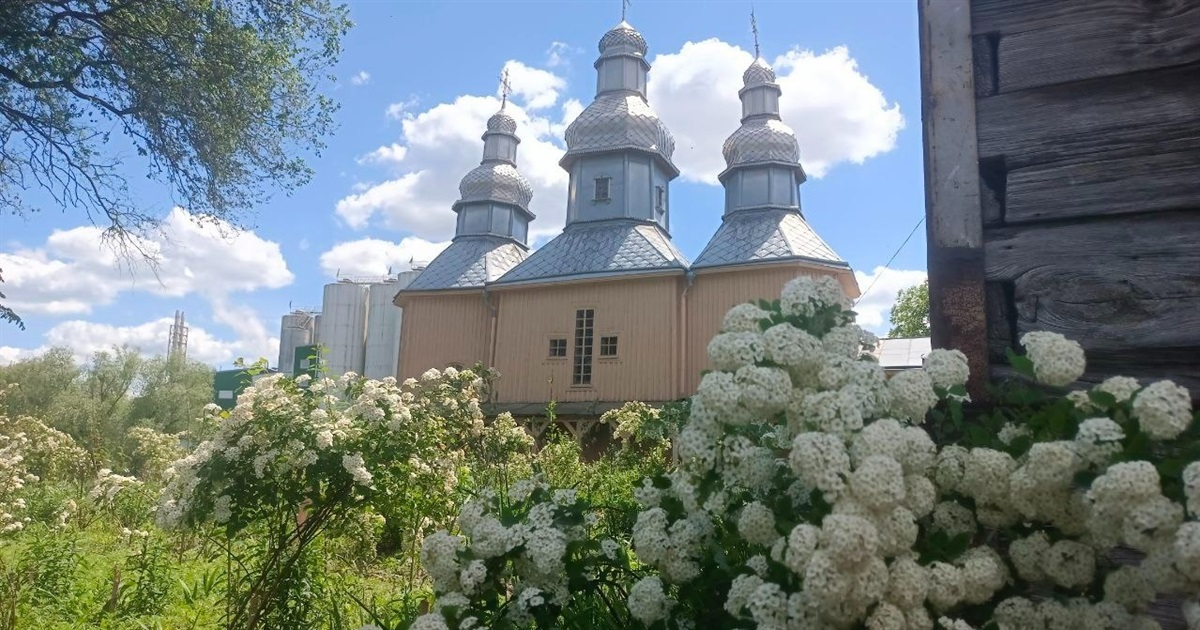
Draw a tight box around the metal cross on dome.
[621,0,631,21]
[751,6,760,59]
[499,68,512,109]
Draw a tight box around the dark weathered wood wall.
[922,0,1200,397]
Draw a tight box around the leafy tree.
[0,0,351,326]
[0,266,21,330]
[0,346,79,417]
[887,278,930,338]
[127,354,215,435]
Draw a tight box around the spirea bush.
[158,366,500,629]
[410,476,640,630]
[416,275,1199,630]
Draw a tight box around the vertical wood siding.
[683,265,856,393]
[491,275,683,404]
[397,293,492,379]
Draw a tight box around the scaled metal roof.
[403,236,528,291]
[561,93,676,170]
[692,208,847,269]
[495,220,690,285]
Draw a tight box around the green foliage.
[887,278,930,338]
[0,346,215,478]
[0,0,350,235]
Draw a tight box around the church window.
[594,177,611,201]
[572,309,594,385]
[600,335,619,357]
[548,338,567,358]
[655,186,665,212]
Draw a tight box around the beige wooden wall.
[397,292,492,380]
[683,264,857,393]
[491,275,684,404]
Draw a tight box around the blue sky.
[0,0,928,368]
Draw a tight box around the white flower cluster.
[0,432,35,534]
[422,476,624,628]
[628,276,1199,628]
[157,367,489,532]
[89,468,143,504]
[1020,331,1087,387]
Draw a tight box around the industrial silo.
[363,270,422,380]
[277,311,315,375]
[317,281,369,376]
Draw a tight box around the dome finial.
[621,0,630,22]
[499,67,512,111]
[751,5,760,59]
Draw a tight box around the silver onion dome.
[486,110,518,134]
[563,95,676,163]
[458,162,533,210]
[722,57,801,170]
[743,57,777,86]
[599,21,647,57]
[561,21,677,171]
[722,119,800,167]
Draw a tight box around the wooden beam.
[919,0,990,400]
[985,210,1200,355]
[972,0,1200,93]
[975,63,1200,169]
[1004,144,1200,223]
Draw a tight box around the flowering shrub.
[417,275,1198,630]
[411,476,640,630]
[622,276,1200,629]
[125,426,186,483]
[0,410,88,483]
[157,366,521,629]
[600,401,689,449]
[0,431,34,534]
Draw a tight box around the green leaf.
[1006,347,1035,378]
[1087,389,1118,409]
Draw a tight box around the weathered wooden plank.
[985,211,1200,352]
[983,281,1014,362]
[972,0,1200,93]
[921,0,984,249]
[920,0,991,400]
[975,63,1200,169]
[1005,145,1200,223]
[971,34,997,98]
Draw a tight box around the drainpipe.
[678,269,696,397]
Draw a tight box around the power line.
[853,215,926,307]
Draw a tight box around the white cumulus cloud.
[319,237,451,279]
[335,92,570,241]
[349,70,371,86]
[852,266,928,336]
[648,40,904,183]
[335,38,901,245]
[2,309,277,367]
[0,207,293,315]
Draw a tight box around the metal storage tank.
[312,314,323,347]
[317,281,370,376]
[364,270,421,380]
[277,311,315,375]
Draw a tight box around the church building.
[395,19,860,417]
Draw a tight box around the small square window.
[594,177,611,201]
[548,338,567,358]
[600,335,618,357]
